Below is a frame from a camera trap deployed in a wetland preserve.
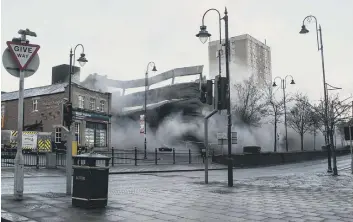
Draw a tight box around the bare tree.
[287,94,313,151]
[308,110,323,150]
[312,94,351,143]
[232,76,268,127]
[262,84,286,152]
[268,100,284,152]
[310,94,352,175]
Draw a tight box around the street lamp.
[69,44,88,105]
[299,15,332,173]
[196,9,223,79]
[326,83,342,91]
[196,7,234,187]
[66,44,88,195]
[144,62,157,159]
[272,75,295,152]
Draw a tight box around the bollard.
[155,148,158,165]
[173,148,176,164]
[189,149,191,164]
[134,147,137,166]
[111,147,115,167]
[36,149,39,169]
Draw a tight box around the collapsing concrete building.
[81,65,208,150]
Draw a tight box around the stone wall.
[212,148,351,168]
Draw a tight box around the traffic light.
[206,80,213,105]
[200,83,207,103]
[63,102,73,127]
[214,76,227,110]
[200,80,213,105]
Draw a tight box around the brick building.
[1,64,112,149]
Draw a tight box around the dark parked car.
[158,146,173,152]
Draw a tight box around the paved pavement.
[1,155,353,222]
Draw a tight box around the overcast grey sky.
[1,0,353,102]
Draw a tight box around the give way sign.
[6,41,40,71]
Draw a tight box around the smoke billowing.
[82,68,327,153]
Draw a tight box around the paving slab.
[2,159,353,222]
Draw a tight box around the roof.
[121,99,185,115]
[1,83,68,102]
[1,81,111,102]
[209,34,270,49]
[82,65,204,89]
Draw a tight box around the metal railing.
[1,151,46,168]
[1,147,208,168]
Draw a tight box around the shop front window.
[85,122,107,147]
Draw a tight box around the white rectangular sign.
[217,132,227,139]
[217,132,238,144]
[22,133,37,149]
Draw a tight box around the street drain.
[38,192,67,198]
[211,189,234,194]
[192,181,224,185]
[25,204,53,210]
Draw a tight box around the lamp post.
[66,44,87,195]
[144,62,157,159]
[68,45,88,104]
[299,15,332,173]
[196,7,233,187]
[272,75,295,152]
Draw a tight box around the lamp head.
[272,82,277,87]
[290,79,295,85]
[77,53,88,67]
[196,25,211,44]
[299,25,309,34]
[152,65,157,72]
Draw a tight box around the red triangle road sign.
[6,41,40,71]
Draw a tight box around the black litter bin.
[72,153,111,209]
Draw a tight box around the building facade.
[1,65,112,150]
[208,34,272,87]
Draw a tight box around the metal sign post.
[66,128,73,195]
[2,29,40,200]
[13,68,25,200]
[348,120,353,174]
[204,109,218,184]
[349,123,352,174]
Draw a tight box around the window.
[75,122,80,144]
[100,100,105,112]
[78,96,85,109]
[85,122,107,147]
[32,99,38,111]
[89,98,96,110]
[55,127,61,143]
[85,127,95,147]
